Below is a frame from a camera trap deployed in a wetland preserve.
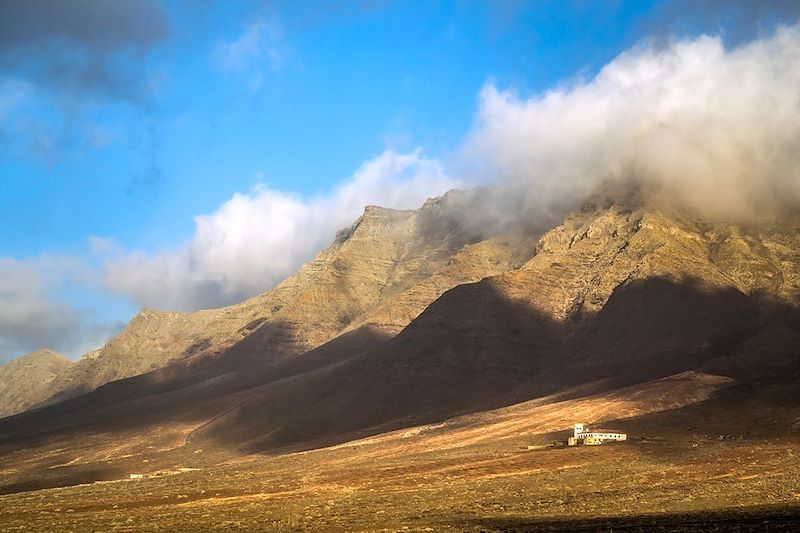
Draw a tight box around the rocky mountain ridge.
[2,189,535,416]
[190,182,800,451]
[0,181,799,494]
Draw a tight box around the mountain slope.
[0,350,72,418]
[21,190,534,412]
[193,182,800,451]
[2,181,798,483]
[343,234,532,335]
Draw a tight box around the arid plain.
[3,371,800,532]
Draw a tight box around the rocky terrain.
[187,181,800,452]
[1,181,799,531]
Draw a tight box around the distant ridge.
[0,349,72,418]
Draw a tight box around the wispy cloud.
[213,15,287,90]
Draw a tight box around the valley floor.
[2,436,800,532]
[2,371,800,532]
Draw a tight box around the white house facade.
[569,423,627,445]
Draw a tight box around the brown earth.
[1,370,800,532]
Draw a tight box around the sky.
[1,0,799,362]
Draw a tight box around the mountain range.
[1,179,799,504]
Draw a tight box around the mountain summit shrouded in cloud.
[464,25,800,224]
[102,25,800,312]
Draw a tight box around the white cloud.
[463,25,800,221]
[102,149,458,311]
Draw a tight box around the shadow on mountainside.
[193,279,566,453]
[194,276,800,454]
[565,276,762,382]
[0,325,390,453]
[1,277,799,494]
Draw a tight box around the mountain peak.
[578,178,645,214]
[0,349,73,419]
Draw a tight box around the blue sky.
[1,0,799,361]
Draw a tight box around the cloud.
[102,149,459,311]
[463,24,800,222]
[0,0,168,103]
[213,15,286,90]
[0,257,123,363]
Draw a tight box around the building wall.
[582,432,626,441]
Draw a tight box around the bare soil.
[2,373,800,532]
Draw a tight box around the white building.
[569,422,627,446]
